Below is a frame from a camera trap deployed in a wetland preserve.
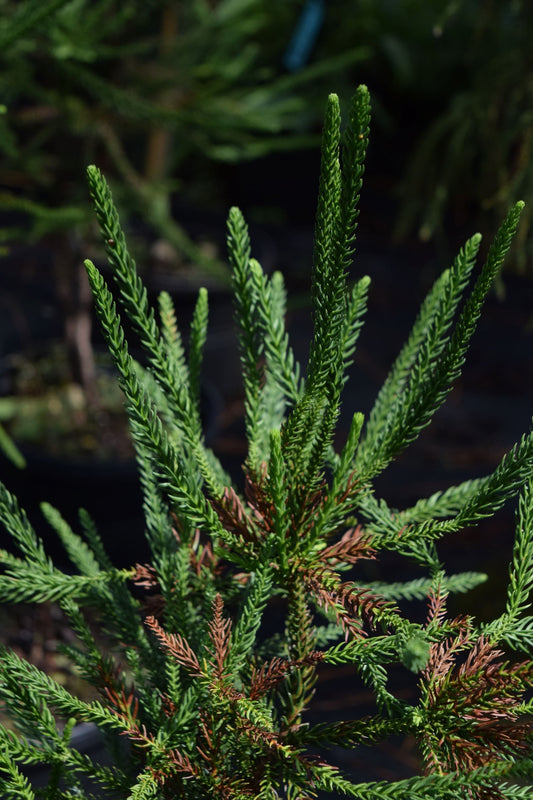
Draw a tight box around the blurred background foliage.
[0,0,367,274]
[0,0,371,456]
[0,0,531,273]
[382,0,533,274]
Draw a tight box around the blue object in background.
[283,0,325,72]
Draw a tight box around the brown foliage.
[318,525,375,566]
[208,593,232,679]
[145,615,204,677]
[303,564,392,639]
[421,624,533,775]
[249,652,324,701]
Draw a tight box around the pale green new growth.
[0,86,532,798]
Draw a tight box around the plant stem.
[52,232,100,410]
[144,4,178,185]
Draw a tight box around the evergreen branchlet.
[0,86,532,799]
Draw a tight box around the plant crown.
[0,85,532,799]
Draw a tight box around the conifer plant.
[1,86,533,798]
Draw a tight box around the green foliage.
[0,0,368,276]
[388,1,533,272]
[303,0,533,273]
[0,85,533,798]
[0,422,25,469]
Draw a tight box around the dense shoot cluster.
[0,86,532,799]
